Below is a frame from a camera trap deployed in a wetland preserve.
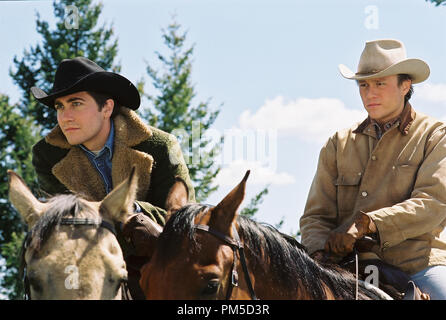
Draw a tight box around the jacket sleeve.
[367,126,446,250]
[299,134,339,254]
[135,134,195,227]
[32,139,70,198]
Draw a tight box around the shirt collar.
[79,120,114,160]
[353,102,416,136]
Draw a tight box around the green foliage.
[240,186,269,219]
[9,0,119,133]
[140,20,222,202]
[0,95,40,244]
[2,0,120,299]
[0,232,26,300]
[0,95,39,300]
[426,0,446,5]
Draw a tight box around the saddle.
[338,237,430,300]
[120,212,163,300]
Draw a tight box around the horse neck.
[242,237,360,300]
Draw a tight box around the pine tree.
[9,0,119,133]
[0,95,39,299]
[0,95,40,244]
[141,18,271,212]
[0,232,26,299]
[1,0,120,299]
[240,186,270,219]
[426,0,446,5]
[140,20,221,202]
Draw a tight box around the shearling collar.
[45,107,154,202]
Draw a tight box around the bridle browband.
[59,218,117,236]
[193,224,258,300]
[21,217,119,300]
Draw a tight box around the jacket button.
[383,242,390,250]
[361,191,368,197]
[371,155,377,161]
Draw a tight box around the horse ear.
[100,167,138,223]
[8,170,46,228]
[212,170,250,227]
[165,177,189,219]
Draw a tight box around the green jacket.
[32,107,195,227]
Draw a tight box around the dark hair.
[88,91,121,118]
[397,74,413,105]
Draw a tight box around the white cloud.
[238,96,366,143]
[416,83,446,104]
[215,160,295,187]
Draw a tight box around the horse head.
[8,168,138,299]
[139,171,254,299]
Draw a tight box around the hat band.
[355,69,382,76]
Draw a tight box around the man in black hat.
[30,57,195,299]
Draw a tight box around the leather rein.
[193,224,258,300]
[21,217,120,300]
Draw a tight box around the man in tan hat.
[300,39,446,299]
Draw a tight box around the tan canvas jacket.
[300,104,446,274]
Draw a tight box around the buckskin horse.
[7,169,138,300]
[139,171,392,300]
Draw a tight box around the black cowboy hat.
[31,57,140,110]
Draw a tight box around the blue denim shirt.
[79,121,114,194]
[79,121,141,212]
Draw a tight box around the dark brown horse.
[139,171,391,300]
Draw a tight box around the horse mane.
[23,194,98,256]
[157,203,377,300]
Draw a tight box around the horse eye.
[201,279,220,296]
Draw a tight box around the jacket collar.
[353,102,416,136]
[45,107,154,201]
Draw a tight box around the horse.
[139,170,392,300]
[7,168,139,300]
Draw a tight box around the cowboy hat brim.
[338,58,430,84]
[31,71,140,110]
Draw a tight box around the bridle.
[193,224,258,300]
[21,217,121,300]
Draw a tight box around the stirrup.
[402,281,430,300]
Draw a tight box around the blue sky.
[1,0,446,237]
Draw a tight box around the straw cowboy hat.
[339,39,430,84]
[31,57,140,109]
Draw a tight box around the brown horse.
[139,171,391,300]
[8,169,138,300]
